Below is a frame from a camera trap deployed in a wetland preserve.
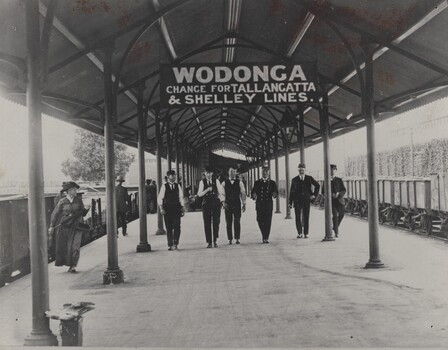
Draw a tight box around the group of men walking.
[154,162,346,250]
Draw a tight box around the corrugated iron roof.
[0,0,447,161]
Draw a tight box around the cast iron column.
[364,43,385,268]
[175,132,180,183]
[299,111,306,164]
[284,137,292,219]
[155,114,166,235]
[136,83,151,253]
[166,116,172,171]
[274,135,281,213]
[181,141,186,191]
[266,138,271,171]
[102,43,124,283]
[321,90,334,242]
[24,0,58,345]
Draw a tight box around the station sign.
[160,63,319,108]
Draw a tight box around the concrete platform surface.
[1,199,448,348]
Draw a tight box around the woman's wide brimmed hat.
[61,181,80,192]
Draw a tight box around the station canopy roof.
[1,0,448,160]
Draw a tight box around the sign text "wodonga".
[160,63,319,108]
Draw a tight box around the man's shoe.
[174,245,178,250]
[214,242,218,248]
[297,233,303,238]
[304,235,308,239]
[236,240,240,244]
[168,246,173,251]
[265,240,269,244]
[229,240,233,245]
[335,233,339,238]
[262,240,266,244]
[207,243,212,248]
[123,233,128,236]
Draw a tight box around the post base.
[155,228,166,235]
[24,330,58,346]
[322,236,335,242]
[275,210,281,213]
[136,243,151,252]
[103,268,124,284]
[365,260,385,269]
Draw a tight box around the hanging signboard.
[160,63,318,108]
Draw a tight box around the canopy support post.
[102,42,124,284]
[155,112,166,236]
[24,0,58,345]
[321,89,335,242]
[136,82,151,253]
[364,42,385,269]
[274,135,281,213]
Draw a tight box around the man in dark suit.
[251,167,278,244]
[289,163,320,238]
[322,164,346,238]
[158,170,185,250]
[116,175,129,236]
[222,166,246,245]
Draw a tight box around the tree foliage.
[61,129,135,182]
[346,138,448,178]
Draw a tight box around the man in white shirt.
[157,170,185,250]
[197,166,225,248]
[222,167,246,244]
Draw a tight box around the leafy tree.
[61,129,135,182]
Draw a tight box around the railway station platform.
[1,200,448,348]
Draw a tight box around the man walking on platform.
[116,175,129,236]
[289,164,320,238]
[251,167,278,244]
[222,166,247,245]
[158,170,185,250]
[197,167,224,248]
[322,164,346,238]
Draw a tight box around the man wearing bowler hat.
[157,170,185,250]
[116,175,129,236]
[322,164,346,238]
[289,163,320,238]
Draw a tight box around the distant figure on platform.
[158,170,185,250]
[241,175,247,193]
[116,175,129,236]
[222,166,246,245]
[197,166,224,248]
[251,167,278,244]
[322,164,346,238]
[148,180,157,213]
[289,163,320,239]
[145,179,152,213]
[48,182,89,273]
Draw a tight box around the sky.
[0,95,447,185]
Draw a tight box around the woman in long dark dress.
[48,181,88,273]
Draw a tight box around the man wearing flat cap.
[157,170,185,250]
[289,163,320,238]
[251,167,278,244]
[322,164,346,238]
[116,175,129,236]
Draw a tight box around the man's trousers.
[203,204,221,244]
[225,205,241,241]
[256,202,273,240]
[164,208,181,247]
